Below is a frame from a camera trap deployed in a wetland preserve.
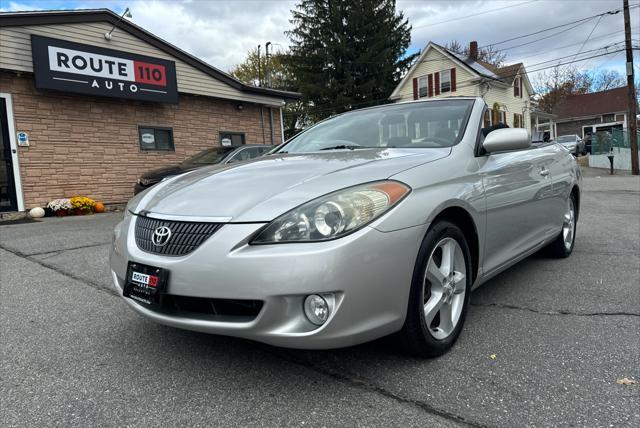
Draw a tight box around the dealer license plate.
[124,262,168,306]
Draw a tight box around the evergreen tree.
[284,0,416,121]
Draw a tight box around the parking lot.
[1,168,639,427]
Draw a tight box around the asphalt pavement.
[1,168,639,427]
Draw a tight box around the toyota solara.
[110,97,580,357]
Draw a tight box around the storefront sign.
[31,35,178,103]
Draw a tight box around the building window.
[514,76,521,97]
[483,110,492,128]
[418,75,428,98]
[219,132,246,147]
[139,127,174,151]
[440,69,451,93]
[513,113,524,128]
[499,110,506,124]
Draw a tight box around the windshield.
[182,148,234,166]
[278,99,474,154]
[557,136,576,143]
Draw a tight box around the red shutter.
[450,68,456,92]
[428,74,433,98]
[434,72,440,95]
[412,78,418,100]
[520,77,523,98]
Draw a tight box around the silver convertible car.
[110,97,581,357]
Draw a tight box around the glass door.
[0,98,18,212]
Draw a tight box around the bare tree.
[533,65,592,113]
[591,70,626,92]
[446,40,507,67]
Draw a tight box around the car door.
[478,143,555,275]
[546,142,574,234]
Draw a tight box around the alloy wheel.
[422,237,467,340]
[563,198,576,251]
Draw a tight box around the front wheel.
[546,193,577,258]
[399,221,472,358]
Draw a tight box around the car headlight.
[251,181,410,244]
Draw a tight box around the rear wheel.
[546,194,577,258]
[399,221,472,357]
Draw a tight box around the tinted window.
[219,132,245,147]
[182,147,234,166]
[139,127,174,151]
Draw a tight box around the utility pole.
[623,0,638,175]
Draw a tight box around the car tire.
[399,221,472,358]
[546,193,577,258]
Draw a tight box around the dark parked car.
[134,145,273,194]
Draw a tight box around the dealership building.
[0,9,299,213]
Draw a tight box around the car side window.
[226,148,247,163]
[246,147,263,159]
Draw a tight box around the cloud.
[129,0,295,72]
[3,0,637,80]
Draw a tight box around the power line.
[481,4,636,48]
[412,0,538,30]
[573,15,604,62]
[508,31,622,59]
[284,48,628,118]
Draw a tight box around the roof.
[553,86,628,119]
[390,41,532,100]
[431,42,524,84]
[0,9,301,101]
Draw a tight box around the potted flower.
[70,196,96,215]
[46,198,72,217]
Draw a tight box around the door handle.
[539,168,550,177]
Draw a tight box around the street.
[1,169,639,427]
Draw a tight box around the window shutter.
[513,113,518,127]
[412,78,418,100]
[519,77,523,98]
[514,78,518,97]
[428,74,434,97]
[434,72,440,95]
[450,68,456,92]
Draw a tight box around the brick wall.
[1,72,282,209]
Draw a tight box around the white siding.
[0,22,284,106]
[394,46,531,129]
[483,76,530,129]
[395,48,479,101]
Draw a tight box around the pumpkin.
[29,207,45,218]
[94,202,106,213]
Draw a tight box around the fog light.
[304,294,329,325]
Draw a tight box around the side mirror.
[483,128,531,153]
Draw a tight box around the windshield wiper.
[320,144,363,151]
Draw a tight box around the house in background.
[553,86,628,138]
[390,41,534,130]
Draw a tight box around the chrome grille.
[134,215,222,256]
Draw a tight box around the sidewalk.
[581,166,640,192]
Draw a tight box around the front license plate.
[124,262,169,306]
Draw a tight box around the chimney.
[469,41,478,61]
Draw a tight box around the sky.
[2,0,638,85]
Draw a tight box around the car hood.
[132,148,450,222]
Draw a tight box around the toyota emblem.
[151,226,172,247]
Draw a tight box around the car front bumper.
[109,213,425,349]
